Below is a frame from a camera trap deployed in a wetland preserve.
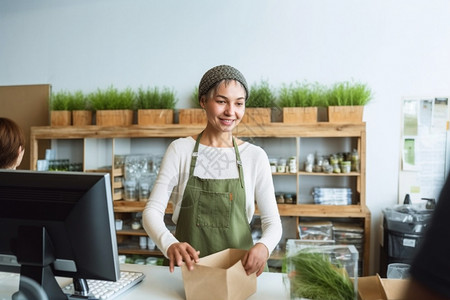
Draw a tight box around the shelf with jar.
[29,122,369,274]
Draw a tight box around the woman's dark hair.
[0,117,25,168]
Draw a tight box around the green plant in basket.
[326,81,372,106]
[287,251,354,300]
[136,87,177,109]
[69,90,90,110]
[189,87,201,108]
[50,90,72,111]
[278,82,326,108]
[246,80,276,108]
[159,87,177,109]
[90,86,136,110]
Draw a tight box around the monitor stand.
[14,226,67,300]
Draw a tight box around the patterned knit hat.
[198,65,249,101]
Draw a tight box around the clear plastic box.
[285,239,358,300]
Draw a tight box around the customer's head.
[198,65,249,104]
[0,117,25,169]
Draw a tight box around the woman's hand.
[167,242,200,273]
[241,243,269,277]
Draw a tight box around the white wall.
[2,0,450,274]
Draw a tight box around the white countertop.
[0,264,290,300]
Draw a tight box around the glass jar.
[276,193,285,204]
[277,159,287,173]
[351,149,360,172]
[269,158,278,173]
[288,156,297,173]
[341,161,351,173]
[131,218,141,230]
[284,193,294,204]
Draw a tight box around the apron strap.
[233,137,245,189]
[189,132,203,177]
[190,132,244,188]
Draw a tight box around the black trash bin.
[379,204,433,277]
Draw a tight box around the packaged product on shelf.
[275,193,285,204]
[333,223,365,260]
[340,161,351,173]
[313,153,323,172]
[277,158,287,173]
[288,156,297,173]
[269,158,278,173]
[123,179,138,201]
[304,153,314,172]
[313,187,352,205]
[299,221,333,240]
[351,149,360,172]
[284,193,296,204]
[322,158,333,173]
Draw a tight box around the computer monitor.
[0,170,120,300]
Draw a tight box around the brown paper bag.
[181,248,257,300]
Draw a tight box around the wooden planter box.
[241,108,271,125]
[137,109,174,125]
[282,107,318,124]
[50,110,71,126]
[328,106,364,123]
[178,108,207,125]
[72,110,93,126]
[95,110,133,126]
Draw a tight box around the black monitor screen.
[0,170,120,299]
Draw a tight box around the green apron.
[174,133,254,257]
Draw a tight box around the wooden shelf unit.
[30,123,370,275]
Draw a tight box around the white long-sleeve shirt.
[142,136,282,257]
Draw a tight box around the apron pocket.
[196,190,232,228]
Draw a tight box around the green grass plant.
[246,80,276,108]
[288,251,354,300]
[136,87,177,109]
[278,82,326,107]
[326,81,372,106]
[69,90,90,110]
[50,90,72,111]
[189,87,201,108]
[89,86,136,110]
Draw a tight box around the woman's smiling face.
[201,80,246,133]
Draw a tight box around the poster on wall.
[399,97,449,204]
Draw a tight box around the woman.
[143,65,282,276]
[0,117,25,169]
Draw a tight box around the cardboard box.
[358,274,410,300]
[181,248,256,300]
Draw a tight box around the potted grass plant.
[90,86,135,126]
[70,90,93,126]
[287,251,355,300]
[178,87,208,125]
[136,86,177,125]
[278,82,326,124]
[50,90,72,126]
[325,81,372,123]
[242,80,275,125]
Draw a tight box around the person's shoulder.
[168,137,195,152]
[170,136,195,146]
